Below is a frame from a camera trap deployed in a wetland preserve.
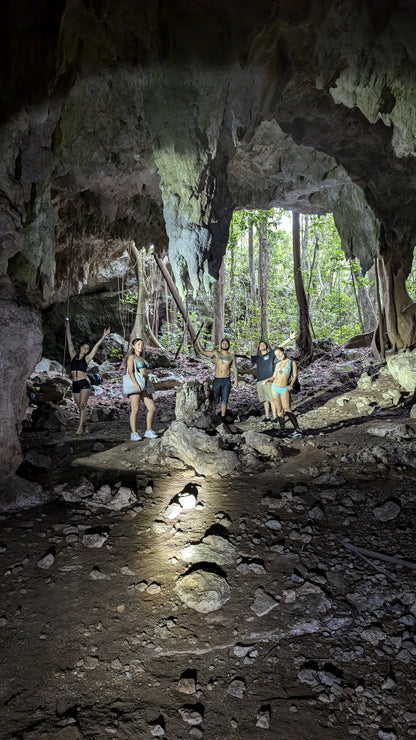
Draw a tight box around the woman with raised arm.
[126,338,157,441]
[65,319,110,435]
[263,346,302,438]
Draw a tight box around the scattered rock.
[37,549,55,569]
[89,566,110,580]
[24,450,53,469]
[233,643,255,658]
[146,582,162,594]
[178,675,196,694]
[174,568,230,613]
[314,472,346,486]
[152,520,169,533]
[148,716,165,736]
[178,704,204,725]
[180,535,237,566]
[242,430,282,458]
[251,587,280,617]
[374,501,401,521]
[178,492,197,509]
[256,705,271,729]
[83,656,99,670]
[163,502,183,519]
[226,678,246,698]
[265,518,282,531]
[82,528,109,548]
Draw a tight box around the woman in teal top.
[263,347,302,438]
[126,338,157,441]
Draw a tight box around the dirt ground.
[1,350,416,739]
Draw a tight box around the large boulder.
[175,380,216,423]
[161,421,239,476]
[27,375,72,404]
[386,349,416,392]
[34,358,66,374]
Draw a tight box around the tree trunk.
[307,226,319,300]
[350,261,365,332]
[154,254,199,344]
[380,254,416,350]
[357,281,377,333]
[163,256,170,343]
[373,257,386,359]
[301,214,309,269]
[292,211,314,365]
[213,258,225,345]
[258,216,268,341]
[248,224,256,305]
[229,227,237,339]
[129,242,162,347]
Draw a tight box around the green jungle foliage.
[222,209,371,349]
[121,210,378,353]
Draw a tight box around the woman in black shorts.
[65,319,110,434]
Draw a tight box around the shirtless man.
[263,346,301,438]
[195,337,238,419]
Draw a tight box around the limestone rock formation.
[2,1,416,496]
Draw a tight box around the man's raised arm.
[195,337,216,359]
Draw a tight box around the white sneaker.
[130,432,141,441]
[144,429,157,439]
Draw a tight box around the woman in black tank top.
[65,319,110,435]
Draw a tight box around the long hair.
[257,339,269,352]
[275,346,288,358]
[77,339,91,356]
[131,337,145,358]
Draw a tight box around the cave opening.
[1,1,416,736]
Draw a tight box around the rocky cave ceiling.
[1,0,416,303]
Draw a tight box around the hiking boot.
[261,417,271,423]
[130,432,141,441]
[291,430,302,438]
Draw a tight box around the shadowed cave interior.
[1,2,416,738]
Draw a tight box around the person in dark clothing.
[65,319,110,434]
[251,331,296,422]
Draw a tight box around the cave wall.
[1,0,416,495]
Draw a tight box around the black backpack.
[288,360,301,393]
[87,372,103,386]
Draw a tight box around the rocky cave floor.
[1,347,416,740]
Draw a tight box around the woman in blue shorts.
[263,346,301,438]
